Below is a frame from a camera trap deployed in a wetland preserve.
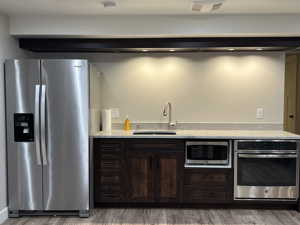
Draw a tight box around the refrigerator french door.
[5,59,89,217]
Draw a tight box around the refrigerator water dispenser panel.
[14,113,34,142]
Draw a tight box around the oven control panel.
[237,141,297,151]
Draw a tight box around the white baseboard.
[0,207,8,224]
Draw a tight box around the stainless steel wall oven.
[234,140,299,201]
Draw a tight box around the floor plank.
[2,208,300,225]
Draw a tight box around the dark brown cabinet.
[125,140,184,203]
[94,139,184,204]
[125,151,183,202]
[182,168,233,203]
[93,138,233,205]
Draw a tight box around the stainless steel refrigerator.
[5,59,90,217]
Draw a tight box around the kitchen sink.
[133,130,177,135]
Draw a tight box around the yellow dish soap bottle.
[124,115,131,131]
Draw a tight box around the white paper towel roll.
[102,109,112,132]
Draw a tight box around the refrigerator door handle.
[41,85,47,165]
[35,85,42,165]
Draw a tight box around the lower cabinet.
[125,140,184,203]
[94,139,233,205]
[182,168,233,203]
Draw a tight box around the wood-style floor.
[3,208,300,225]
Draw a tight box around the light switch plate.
[256,108,264,119]
[111,108,120,118]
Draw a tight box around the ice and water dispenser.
[14,113,34,142]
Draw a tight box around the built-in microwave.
[185,141,232,168]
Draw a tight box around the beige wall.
[92,52,285,124]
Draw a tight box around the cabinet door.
[126,151,154,202]
[156,152,184,202]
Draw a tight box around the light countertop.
[91,130,300,140]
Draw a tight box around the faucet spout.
[163,102,176,128]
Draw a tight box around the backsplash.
[111,122,283,131]
[91,52,284,127]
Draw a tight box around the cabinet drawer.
[184,172,228,186]
[100,160,121,170]
[101,152,121,160]
[99,192,122,201]
[100,174,121,184]
[94,181,123,202]
[183,187,228,202]
[101,143,122,153]
[100,185,121,192]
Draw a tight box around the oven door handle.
[238,154,297,159]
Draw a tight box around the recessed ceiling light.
[228,48,235,51]
[256,48,263,51]
[142,49,148,52]
[169,49,175,52]
[102,0,117,8]
[191,0,225,12]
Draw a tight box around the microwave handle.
[238,154,297,159]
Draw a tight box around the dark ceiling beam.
[19,37,300,52]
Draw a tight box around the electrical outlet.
[111,108,120,118]
[256,108,264,119]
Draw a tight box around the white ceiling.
[1,0,300,15]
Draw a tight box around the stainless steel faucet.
[163,102,176,128]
